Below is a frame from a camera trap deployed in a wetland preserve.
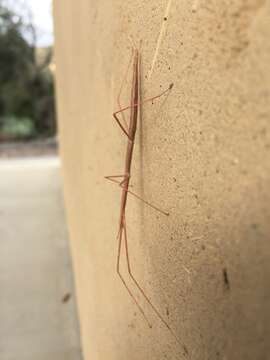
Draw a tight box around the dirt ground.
[0,137,58,158]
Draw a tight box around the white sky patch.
[4,0,54,47]
[23,0,53,47]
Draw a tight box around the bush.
[0,116,36,140]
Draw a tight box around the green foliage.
[0,2,56,140]
[0,116,36,139]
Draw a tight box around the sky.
[7,0,54,47]
[24,0,53,46]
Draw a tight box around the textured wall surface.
[53,1,270,359]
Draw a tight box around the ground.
[0,138,58,158]
[0,146,82,360]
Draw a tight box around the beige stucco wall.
[53,1,270,359]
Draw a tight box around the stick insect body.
[106,49,187,354]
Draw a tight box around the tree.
[0,1,55,139]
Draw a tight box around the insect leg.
[117,220,152,328]
[113,49,134,138]
[123,212,188,352]
[105,177,169,216]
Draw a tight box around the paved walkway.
[0,157,82,360]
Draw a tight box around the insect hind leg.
[117,220,152,328]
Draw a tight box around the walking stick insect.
[105,48,187,354]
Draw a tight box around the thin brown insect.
[105,48,187,353]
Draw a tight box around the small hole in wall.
[164,17,167,21]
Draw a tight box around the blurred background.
[0,1,82,359]
[0,0,55,148]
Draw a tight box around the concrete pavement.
[0,157,82,360]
